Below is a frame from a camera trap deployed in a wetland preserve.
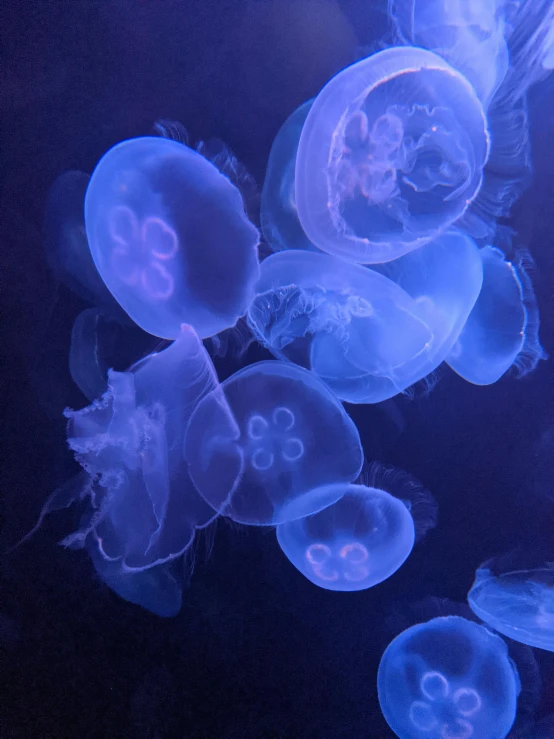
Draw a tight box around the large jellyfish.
[184,361,363,525]
[446,247,545,385]
[295,46,489,263]
[19,325,219,616]
[468,559,554,652]
[85,136,260,339]
[377,615,521,739]
[275,464,437,591]
[247,233,482,404]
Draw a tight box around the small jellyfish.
[260,99,318,253]
[377,615,521,739]
[446,247,545,385]
[85,136,260,339]
[468,558,554,652]
[18,325,219,615]
[247,240,480,404]
[388,0,511,106]
[184,361,363,525]
[295,46,489,263]
[276,463,437,591]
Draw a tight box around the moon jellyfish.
[260,100,317,253]
[388,0,511,106]
[378,616,520,739]
[85,136,260,339]
[447,247,545,385]
[19,325,219,616]
[295,46,489,264]
[468,559,554,652]
[184,361,363,525]
[276,463,437,591]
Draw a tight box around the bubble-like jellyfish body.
[247,246,477,404]
[85,136,260,339]
[260,100,318,253]
[184,361,363,525]
[378,616,520,739]
[388,0,511,106]
[295,46,489,264]
[446,247,544,385]
[276,465,436,591]
[43,171,122,314]
[468,563,554,652]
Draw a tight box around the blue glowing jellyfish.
[276,463,437,591]
[388,0,511,106]
[184,361,363,525]
[84,136,260,339]
[468,560,554,652]
[295,46,489,264]
[378,615,520,739]
[19,325,218,615]
[260,99,317,253]
[446,247,544,385]
[247,236,481,404]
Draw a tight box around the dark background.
[1,1,554,737]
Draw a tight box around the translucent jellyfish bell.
[85,136,260,339]
[468,560,554,652]
[446,247,545,385]
[377,616,521,739]
[184,361,363,525]
[295,46,489,264]
[388,0,511,106]
[275,464,437,591]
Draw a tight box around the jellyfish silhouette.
[468,557,554,652]
[446,247,545,385]
[85,136,260,339]
[378,615,520,739]
[184,361,363,525]
[295,46,489,264]
[17,325,218,616]
[276,463,437,591]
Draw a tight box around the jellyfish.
[184,361,363,525]
[275,463,437,591]
[260,99,318,253]
[388,0,511,106]
[295,46,489,264]
[446,247,545,385]
[468,559,554,652]
[247,239,481,404]
[377,615,521,739]
[84,136,260,339]
[17,325,219,616]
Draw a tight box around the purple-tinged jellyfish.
[184,361,363,525]
[295,46,489,264]
[468,558,554,652]
[19,325,219,616]
[378,615,521,739]
[275,463,437,591]
[446,247,545,385]
[84,136,260,339]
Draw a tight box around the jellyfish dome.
[377,615,520,739]
[446,247,545,385]
[184,361,363,525]
[276,464,436,591]
[468,562,554,652]
[295,46,489,264]
[85,136,260,339]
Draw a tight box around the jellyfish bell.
[85,136,260,340]
[295,46,489,264]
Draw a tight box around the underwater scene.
[2,0,554,737]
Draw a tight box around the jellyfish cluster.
[18,0,554,736]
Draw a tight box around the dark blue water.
[1,1,554,737]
